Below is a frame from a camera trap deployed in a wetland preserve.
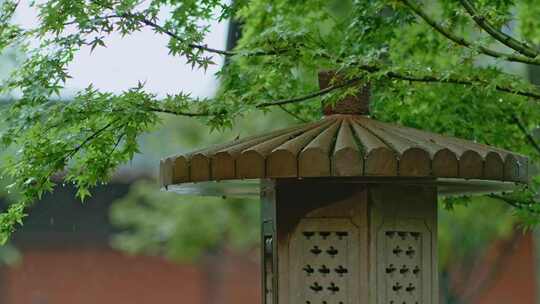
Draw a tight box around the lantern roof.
[159,113,528,190]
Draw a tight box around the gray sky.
[15,1,227,98]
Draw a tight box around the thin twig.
[134,15,236,56]
[256,76,363,108]
[124,13,285,57]
[145,106,209,117]
[101,131,126,172]
[488,194,540,215]
[400,0,540,66]
[67,118,121,157]
[512,114,540,155]
[83,2,284,57]
[278,105,308,122]
[380,68,540,99]
[355,64,540,99]
[491,194,524,209]
[459,0,538,58]
[63,14,123,26]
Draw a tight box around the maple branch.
[278,105,308,122]
[85,3,285,57]
[67,118,121,157]
[512,114,540,156]
[257,65,540,109]
[379,68,540,99]
[134,15,236,56]
[256,76,362,108]
[145,106,209,117]
[459,0,538,58]
[488,194,540,214]
[102,132,126,171]
[400,0,540,66]
[124,14,285,57]
[63,14,123,26]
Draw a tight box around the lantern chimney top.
[318,70,370,116]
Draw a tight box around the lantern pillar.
[261,179,438,304]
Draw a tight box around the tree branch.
[145,106,209,117]
[459,0,538,58]
[63,14,123,26]
[102,132,126,172]
[83,2,285,58]
[357,64,540,99]
[67,118,121,157]
[379,68,540,99]
[256,65,540,109]
[133,15,236,56]
[278,105,308,122]
[511,114,540,155]
[488,194,540,214]
[122,13,285,57]
[400,0,540,66]
[256,76,363,108]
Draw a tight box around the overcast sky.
[15,1,227,98]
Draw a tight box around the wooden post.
[261,178,438,304]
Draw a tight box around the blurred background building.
[0,181,261,304]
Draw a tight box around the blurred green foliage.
[110,180,260,261]
[438,196,515,268]
[0,177,21,265]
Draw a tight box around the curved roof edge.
[160,114,529,187]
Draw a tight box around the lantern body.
[261,179,438,304]
[160,70,529,304]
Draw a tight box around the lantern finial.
[318,70,370,115]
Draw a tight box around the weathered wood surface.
[269,180,369,304]
[160,114,528,186]
[370,184,438,304]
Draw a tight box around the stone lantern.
[159,71,528,304]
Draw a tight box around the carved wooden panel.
[289,219,360,304]
[377,221,432,304]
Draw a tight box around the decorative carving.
[290,219,360,304]
[378,224,431,304]
[310,245,323,255]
